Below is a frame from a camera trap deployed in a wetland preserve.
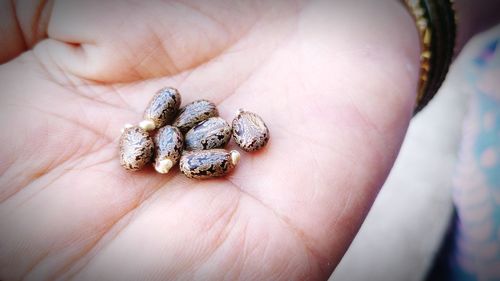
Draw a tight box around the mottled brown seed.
[153,126,184,174]
[119,126,154,171]
[143,87,181,129]
[172,100,218,133]
[179,149,240,179]
[232,110,270,152]
[185,117,231,150]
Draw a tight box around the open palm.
[0,0,420,280]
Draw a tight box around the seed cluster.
[118,87,269,179]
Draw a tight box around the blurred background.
[331,25,500,281]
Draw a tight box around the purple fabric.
[449,38,500,281]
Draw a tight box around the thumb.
[32,0,271,83]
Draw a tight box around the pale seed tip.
[121,123,134,133]
[155,159,174,174]
[139,119,156,131]
[230,150,241,166]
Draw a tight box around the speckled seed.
[153,126,184,174]
[180,149,240,179]
[232,110,270,152]
[185,117,232,150]
[172,100,218,133]
[143,87,181,130]
[119,126,154,171]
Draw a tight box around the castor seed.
[172,100,218,133]
[143,87,181,130]
[179,149,240,179]
[185,117,232,150]
[119,126,154,171]
[153,126,184,174]
[232,110,269,152]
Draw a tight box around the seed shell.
[153,126,184,174]
[179,149,240,179]
[172,100,218,133]
[232,110,269,152]
[144,87,181,129]
[185,117,231,150]
[119,126,154,171]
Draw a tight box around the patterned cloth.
[447,38,500,280]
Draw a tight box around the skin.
[3,0,491,280]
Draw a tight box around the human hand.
[0,0,419,280]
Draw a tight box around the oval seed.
[119,126,154,171]
[180,149,240,179]
[185,117,232,150]
[143,87,181,130]
[153,126,184,174]
[232,110,270,152]
[172,100,218,133]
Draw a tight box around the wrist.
[400,0,457,113]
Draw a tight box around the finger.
[0,0,25,63]
[36,0,267,83]
[0,0,53,63]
